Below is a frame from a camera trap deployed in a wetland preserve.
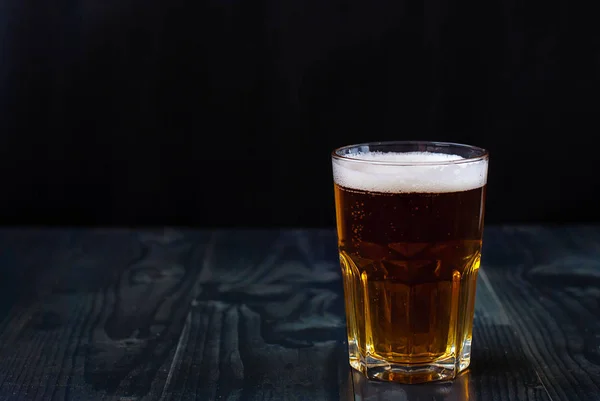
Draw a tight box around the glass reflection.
[351,369,473,401]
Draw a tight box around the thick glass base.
[348,339,472,384]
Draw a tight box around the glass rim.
[331,141,489,166]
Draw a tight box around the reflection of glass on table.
[349,368,473,400]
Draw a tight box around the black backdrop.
[1,0,599,227]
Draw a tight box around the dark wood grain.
[0,226,599,400]
[480,227,600,401]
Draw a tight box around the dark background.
[0,0,598,227]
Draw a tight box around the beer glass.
[332,141,488,384]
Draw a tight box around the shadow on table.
[350,369,472,401]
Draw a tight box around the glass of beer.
[332,141,488,384]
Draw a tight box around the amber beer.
[332,143,488,384]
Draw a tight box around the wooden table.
[0,226,599,401]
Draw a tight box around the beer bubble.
[333,151,487,193]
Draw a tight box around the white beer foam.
[332,151,488,193]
